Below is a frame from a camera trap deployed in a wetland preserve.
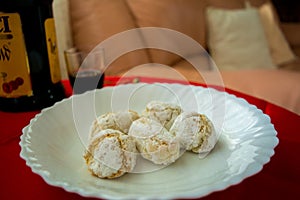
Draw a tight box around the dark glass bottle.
[0,0,65,112]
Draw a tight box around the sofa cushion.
[126,0,207,66]
[69,0,150,75]
[217,69,300,116]
[206,5,276,70]
[133,64,300,115]
[259,2,296,65]
[120,61,300,115]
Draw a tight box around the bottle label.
[45,18,61,84]
[0,13,33,98]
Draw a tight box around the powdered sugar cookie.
[89,110,139,140]
[84,129,137,179]
[170,112,217,154]
[128,117,181,165]
[142,101,182,130]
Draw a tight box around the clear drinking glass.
[64,48,105,94]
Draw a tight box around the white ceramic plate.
[20,83,278,200]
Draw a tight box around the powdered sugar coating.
[142,101,182,130]
[128,117,181,165]
[89,110,139,140]
[83,129,137,179]
[170,112,217,154]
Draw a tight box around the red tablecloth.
[1,76,300,200]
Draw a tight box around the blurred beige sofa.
[54,0,300,115]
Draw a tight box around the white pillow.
[206,6,276,70]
